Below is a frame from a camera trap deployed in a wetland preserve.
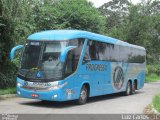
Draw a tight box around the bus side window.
[83,40,98,64]
[83,41,91,64]
[89,41,99,60]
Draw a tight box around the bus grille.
[21,86,50,92]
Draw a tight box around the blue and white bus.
[11,30,146,104]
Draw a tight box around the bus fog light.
[52,94,58,99]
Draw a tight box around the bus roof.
[27,30,145,50]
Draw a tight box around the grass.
[152,94,160,112]
[145,73,160,83]
[0,87,16,95]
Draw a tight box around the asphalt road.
[0,82,160,114]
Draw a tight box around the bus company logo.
[113,66,124,90]
[36,71,43,78]
[86,64,107,71]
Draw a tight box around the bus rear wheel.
[124,81,132,96]
[77,86,88,105]
[132,81,136,94]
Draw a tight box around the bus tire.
[132,81,136,94]
[124,81,132,96]
[77,85,88,105]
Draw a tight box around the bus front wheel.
[77,85,88,105]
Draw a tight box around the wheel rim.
[127,82,131,95]
[80,90,87,101]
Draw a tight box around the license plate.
[31,94,39,98]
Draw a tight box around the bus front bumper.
[16,78,67,102]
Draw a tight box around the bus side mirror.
[60,46,77,63]
[10,45,24,61]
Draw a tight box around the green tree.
[0,0,36,88]
[99,0,131,33]
[99,0,160,63]
[34,0,106,34]
[124,1,160,63]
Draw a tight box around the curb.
[0,94,17,100]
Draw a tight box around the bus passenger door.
[81,60,106,96]
[78,40,107,96]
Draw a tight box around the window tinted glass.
[83,40,145,63]
[127,47,145,63]
[21,42,42,69]
[65,51,74,77]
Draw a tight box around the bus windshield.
[20,41,68,81]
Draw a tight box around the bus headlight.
[49,82,67,90]
[17,82,23,87]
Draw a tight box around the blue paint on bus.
[11,30,146,103]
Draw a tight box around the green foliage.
[35,0,106,33]
[0,14,14,69]
[98,0,130,33]
[152,94,160,112]
[146,73,160,83]
[99,0,160,64]
[0,62,17,89]
[0,88,16,95]
[147,64,160,76]
[145,64,160,82]
[0,0,22,89]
